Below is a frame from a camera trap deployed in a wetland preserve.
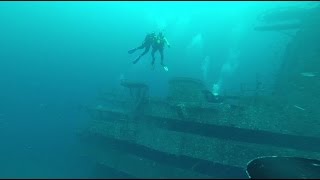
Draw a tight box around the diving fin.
[151,63,155,71]
[128,49,136,54]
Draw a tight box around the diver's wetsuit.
[129,34,156,64]
[151,36,168,66]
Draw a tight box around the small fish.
[313,163,320,167]
[294,105,305,111]
[300,72,317,77]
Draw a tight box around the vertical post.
[240,83,245,96]
[255,73,262,96]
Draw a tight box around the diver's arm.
[164,38,171,48]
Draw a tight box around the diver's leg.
[140,45,151,56]
[133,45,150,64]
[159,48,164,66]
[151,48,157,66]
[128,47,138,54]
[128,43,145,54]
[136,44,146,50]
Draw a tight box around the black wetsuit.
[151,37,166,66]
[129,34,156,64]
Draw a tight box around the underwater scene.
[0,1,319,178]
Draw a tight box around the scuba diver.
[202,90,224,103]
[151,32,170,71]
[128,32,157,64]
